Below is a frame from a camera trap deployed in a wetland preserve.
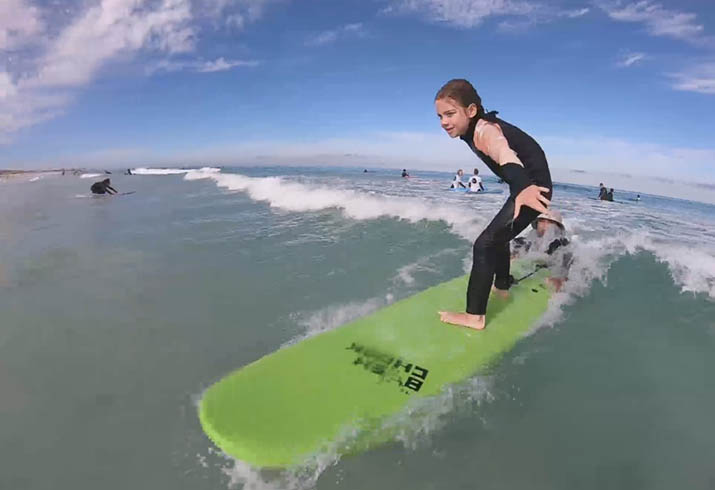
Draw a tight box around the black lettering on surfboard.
[346,342,429,394]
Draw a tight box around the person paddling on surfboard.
[435,79,552,330]
[90,178,118,195]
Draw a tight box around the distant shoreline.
[0,169,69,175]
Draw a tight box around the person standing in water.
[401,169,410,178]
[435,79,551,330]
[468,168,485,192]
[450,169,467,188]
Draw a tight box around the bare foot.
[491,286,509,300]
[438,311,485,330]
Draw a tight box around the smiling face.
[435,97,477,138]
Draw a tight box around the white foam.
[178,168,715,311]
[79,173,101,179]
[180,168,715,304]
[133,167,220,175]
[284,296,392,347]
[393,249,460,286]
[183,169,486,240]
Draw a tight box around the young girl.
[435,79,552,330]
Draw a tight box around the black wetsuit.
[460,112,553,315]
[90,181,117,195]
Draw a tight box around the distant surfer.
[401,169,410,178]
[635,194,641,201]
[511,209,572,292]
[125,168,133,175]
[435,79,551,330]
[450,168,467,189]
[90,178,118,195]
[606,188,614,201]
[467,168,485,192]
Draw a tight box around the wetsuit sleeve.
[475,122,531,196]
[476,123,524,167]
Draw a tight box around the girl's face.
[435,97,477,138]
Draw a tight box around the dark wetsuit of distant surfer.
[90,178,117,195]
[435,79,552,330]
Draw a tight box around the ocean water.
[1,166,714,490]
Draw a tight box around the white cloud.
[601,1,709,44]
[305,22,365,46]
[616,51,646,67]
[197,57,258,72]
[1,0,196,136]
[193,0,286,29]
[564,7,589,18]
[670,62,715,95]
[384,0,537,28]
[29,0,195,90]
[541,133,715,184]
[150,56,260,73]
[497,6,590,32]
[0,0,284,140]
[0,72,17,98]
[0,0,43,50]
[383,0,588,30]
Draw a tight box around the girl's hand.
[514,185,550,220]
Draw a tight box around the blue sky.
[2,0,715,187]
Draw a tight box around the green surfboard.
[199,265,551,468]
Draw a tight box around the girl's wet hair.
[435,79,484,118]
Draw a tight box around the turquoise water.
[1,167,714,489]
